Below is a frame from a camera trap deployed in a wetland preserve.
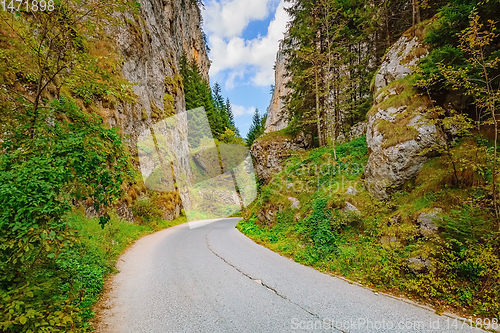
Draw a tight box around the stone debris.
[288,197,300,210]
[345,186,358,195]
[417,209,443,236]
[342,202,360,215]
[405,256,433,274]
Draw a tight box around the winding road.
[96,218,483,333]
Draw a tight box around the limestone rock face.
[104,0,209,219]
[112,0,208,150]
[250,132,313,184]
[365,28,443,200]
[265,44,290,133]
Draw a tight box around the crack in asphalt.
[205,229,348,333]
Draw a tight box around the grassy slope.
[238,136,500,320]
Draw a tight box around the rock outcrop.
[250,132,313,184]
[364,28,443,200]
[265,42,290,133]
[373,33,426,92]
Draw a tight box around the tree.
[180,57,220,138]
[246,109,266,147]
[212,82,232,133]
[226,97,240,136]
[283,0,425,148]
[180,61,242,141]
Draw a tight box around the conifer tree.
[226,98,240,136]
[246,109,266,147]
[180,58,242,142]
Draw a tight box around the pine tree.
[212,82,225,111]
[226,98,239,136]
[212,82,231,134]
[246,108,265,147]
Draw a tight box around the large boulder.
[250,131,313,184]
[365,28,443,200]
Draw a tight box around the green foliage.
[415,7,500,218]
[297,198,346,262]
[418,0,500,93]
[0,1,189,331]
[132,200,164,225]
[0,97,127,332]
[218,128,244,144]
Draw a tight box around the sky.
[201,0,290,137]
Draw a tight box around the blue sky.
[201,0,289,137]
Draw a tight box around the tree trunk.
[416,0,421,24]
[315,63,322,146]
[412,0,416,36]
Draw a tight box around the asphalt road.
[97,218,483,333]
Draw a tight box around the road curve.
[96,218,481,333]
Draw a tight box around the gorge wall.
[364,27,443,200]
[112,0,209,152]
[92,0,210,219]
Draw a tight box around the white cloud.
[225,68,246,90]
[204,0,274,39]
[232,104,256,117]
[203,0,290,88]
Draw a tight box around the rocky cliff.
[265,42,290,133]
[101,0,209,219]
[260,23,442,202]
[112,0,209,146]
[364,27,443,200]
